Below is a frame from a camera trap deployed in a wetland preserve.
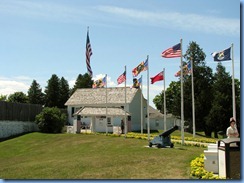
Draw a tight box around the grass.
[0,132,206,179]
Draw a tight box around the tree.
[28,80,45,105]
[59,77,70,108]
[153,41,214,136]
[45,74,60,107]
[70,73,93,95]
[206,63,235,137]
[35,107,66,133]
[0,94,7,101]
[153,81,181,116]
[7,92,28,103]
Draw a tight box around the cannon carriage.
[149,125,179,148]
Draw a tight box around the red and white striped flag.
[117,71,126,85]
[161,43,181,58]
[86,29,93,77]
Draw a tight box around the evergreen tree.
[0,94,7,101]
[28,80,44,105]
[7,92,28,103]
[70,73,93,95]
[206,63,234,137]
[59,77,70,108]
[153,41,214,136]
[45,74,60,107]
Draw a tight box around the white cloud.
[0,1,239,36]
[96,5,239,36]
[0,77,30,96]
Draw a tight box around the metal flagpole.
[191,59,196,137]
[163,68,166,131]
[180,39,184,145]
[147,55,150,141]
[141,75,143,134]
[105,74,108,135]
[124,65,127,138]
[231,43,236,120]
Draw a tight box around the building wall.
[128,90,145,131]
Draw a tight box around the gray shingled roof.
[148,105,164,118]
[65,87,139,106]
[75,107,130,116]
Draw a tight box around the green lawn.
[0,132,206,179]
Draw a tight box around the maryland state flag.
[211,47,231,61]
[132,62,145,77]
[175,62,191,77]
[92,76,106,88]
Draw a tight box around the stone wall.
[0,121,39,139]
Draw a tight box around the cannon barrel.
[159,125,178,138]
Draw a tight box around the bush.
[190,153,222,179]
[35,107,66,133]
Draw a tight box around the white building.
[65,87,176,133]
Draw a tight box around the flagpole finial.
[87,26,89,32]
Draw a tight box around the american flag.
[161,43,181,58]
[86,30,93,77]
[117,71,126,85]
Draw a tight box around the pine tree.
[59,77,70,108]
[206,63,233,137]
[28,80,44,105]
[45,74,60,107]
[70,73,93,95]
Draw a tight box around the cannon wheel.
[157,144,162,148]
[149,142,152,147]
[170,143,174,148]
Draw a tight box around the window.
[155,120,159,127]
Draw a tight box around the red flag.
[150,71,164,84]
[117,71,126,85]
[161,43,181,58]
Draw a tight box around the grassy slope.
[0,132,205,179]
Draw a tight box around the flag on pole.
[150,71,164,84]
[92,76,107,88]
[211,47,231,61]
[174,62,191,77]
[143,57,148,71]
[132,76,142,88]
[117,71,126,85]
[132,56,149,77]
[132,62,145,77]
[86,29,93,77]
[161,43,181,58]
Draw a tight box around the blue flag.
[211,47,231,61]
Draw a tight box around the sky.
[0,0,241,110]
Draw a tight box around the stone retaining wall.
[0,121,39,139]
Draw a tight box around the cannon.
[149,125,179,148]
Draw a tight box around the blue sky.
[0,0,241,109]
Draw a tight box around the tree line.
[0,73,93,108]
[0,41,240,137]
[153,41,240,137]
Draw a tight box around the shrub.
[190,153,222,179]
[35,107,66,133]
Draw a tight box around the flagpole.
[163,68,166,131]
[147,55,150,141]
[105,74,108,135]
[180,39,184,145]
[141,75,143,134]
[231,43,236,120]
[191,59,196,137]
[124,65,127,138]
